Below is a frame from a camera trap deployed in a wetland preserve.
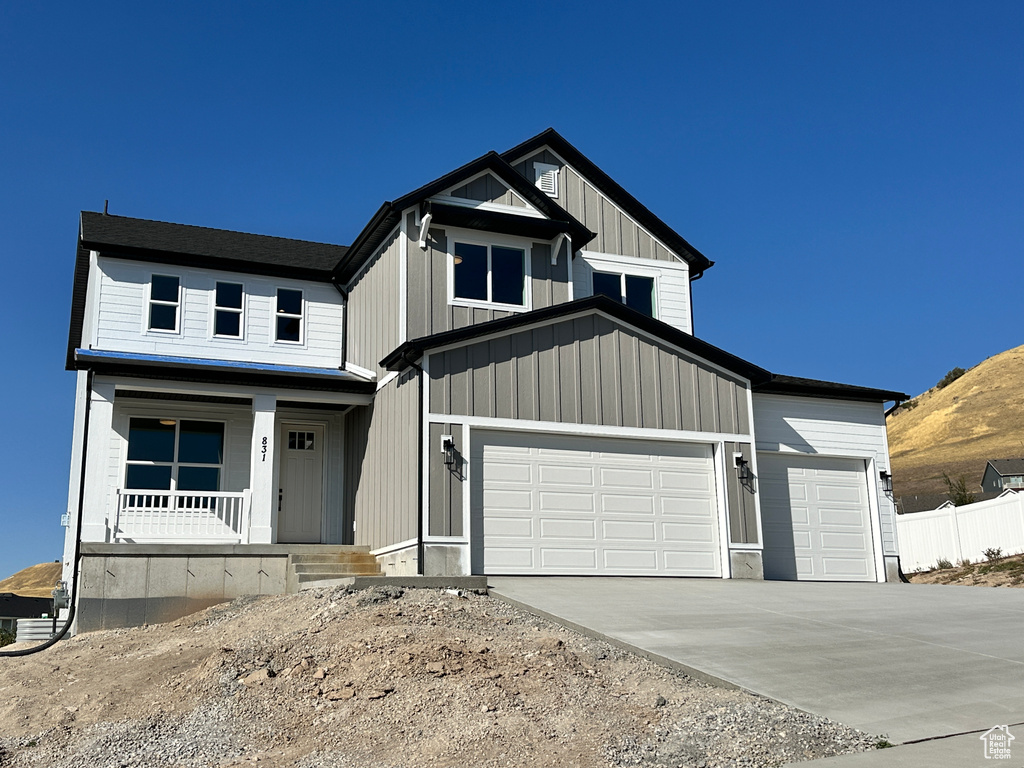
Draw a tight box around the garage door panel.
[540,548,597,569]
[759,453,875,582]
[477,431,721,576]
[540,518,596,539]
[602,520,656,541]
[538,491,595,513]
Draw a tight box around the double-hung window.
[148,275,181,332]
[592,271,656,318]
[124,418,225,492]
[275,288,303,343]
[214,282,244,338]
[452,241,527,308]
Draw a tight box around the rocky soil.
[908,551,1024,587]
[0,586,880,767]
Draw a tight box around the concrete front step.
[293,563,383,576]
[285,546,381,593]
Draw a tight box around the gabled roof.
[80,212,347,278]
[985,458,1024,476]
[333,151,595,285]
[379,295,908,404]
[501,128,715,276]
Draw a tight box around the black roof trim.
[753,374,908,403]
[79,212,347,277]
[422,201,591,244]
[380,295,771,382]
[501,128,715,275]
[66,243,92,370]
[333,151,594,284]
[381,295,906,404]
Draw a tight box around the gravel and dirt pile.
[908,552,1024,587]
[0,586,879,767]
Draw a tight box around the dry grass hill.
[0,562,62,598]
[887,343,1024,499]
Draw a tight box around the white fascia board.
[370,538,419,556]
[100,375,373,405]
[428,195,546,219]
[427,414,751,445]
[423,307,753,389]
[581,250,689,274]
[375,370,399,391]
[515,145,690,267]
[345,361,378,381]
[435,168,539,214]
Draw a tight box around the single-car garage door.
[471,431,721,576]
[758,453,876,581]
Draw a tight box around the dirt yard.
[0,586,880,767]
[907,551,1024,587]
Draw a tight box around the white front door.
[278,423,325,543]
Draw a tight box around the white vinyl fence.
[896,492,1024,571]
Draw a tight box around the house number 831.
[261,436,268,461]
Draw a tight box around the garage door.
[471,431,721,576]
[758,453,876,581]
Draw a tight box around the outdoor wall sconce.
[441,434,456,469]
[733,452,750,480]
[879,470,893,495]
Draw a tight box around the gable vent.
[534,162,559,197]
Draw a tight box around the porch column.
[80,380,116,543]
[248,394,277,544]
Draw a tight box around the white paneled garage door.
[472,431,721,576]
[758,453,876,582]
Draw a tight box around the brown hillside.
[887,343,1024,498]
[0,562,62,598]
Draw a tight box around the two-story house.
[61,129,907,632]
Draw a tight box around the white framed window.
[147,274,181,333]
[124,418,225,491]
[449,237,531,311]
[213,281,244,339]
[534,161,559,197]
[592,270,657,318]
[275,288,303,343]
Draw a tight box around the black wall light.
[879,470,893,494]
[441,434,456,469]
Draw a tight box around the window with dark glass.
[148,275,180,331]
[452,242,526,307]
[124,418,224,491]
[214,282,243,338]
[276,288,303,342]
[590,271,656,318]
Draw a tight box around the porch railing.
[113,489,252,543]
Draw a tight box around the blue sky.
[1,1,1022,577]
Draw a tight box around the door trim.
[277,420,328,543]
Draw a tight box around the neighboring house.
[981,459,1024,494]
[61,128,908,632]
[0,594,52,635]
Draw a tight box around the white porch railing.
[113,489,252,543]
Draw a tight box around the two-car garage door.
[472,431,721,576]
[758,453,877,582]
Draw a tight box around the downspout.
[332,280,349,371]
[1,370,93,656]
[399,349,426,575]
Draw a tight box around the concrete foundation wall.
[729,550,764,580]
[375,543,419,576]
[76,544,293,632]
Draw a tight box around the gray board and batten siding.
[511,150,679,263]
[428,422,464,539]
[427,313,750,435]
[447,173,528,208]
[344,369,419,551]
[725,441,758,546]
[346,227,402,380]
[405,212,572,341]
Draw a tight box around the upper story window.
[124,418,224,492]
[452,241,527,309]
[276,288,303,343]
[214,281,244,338]
[593,271,656,318]
[148,275,180,332]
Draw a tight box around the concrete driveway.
[488,578,1024,748]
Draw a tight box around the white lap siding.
[752,394,896,558]
[91,257,343,369]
